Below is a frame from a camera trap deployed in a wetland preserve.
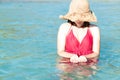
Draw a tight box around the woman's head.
[60,0,97,22]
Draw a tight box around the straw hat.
[59,0,97,22]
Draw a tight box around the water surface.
[0,0,120,80]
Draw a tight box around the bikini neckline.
[71,28,89,45]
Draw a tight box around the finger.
[70,59,78,63]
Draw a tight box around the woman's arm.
[57,23,77,58]
[84,26,100,59]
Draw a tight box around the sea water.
[0,0,120,80]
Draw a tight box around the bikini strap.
[67,24,73,34]
[87,27,93,36]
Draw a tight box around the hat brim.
[60,11,97,22]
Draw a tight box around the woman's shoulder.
[58,23,72,37]
[89,24,100,31]
[89,24,100,36]
[59,22,71,30]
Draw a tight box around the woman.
[57,0,100,63]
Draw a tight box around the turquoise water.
[0,0,120,80]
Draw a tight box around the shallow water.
[0,0,120,80]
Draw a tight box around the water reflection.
[56,57,99,80]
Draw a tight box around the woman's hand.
[70,55,87,63]
[70,55,79,63]
[78,56,87,62]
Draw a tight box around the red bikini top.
[65,27,93,56]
